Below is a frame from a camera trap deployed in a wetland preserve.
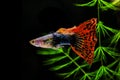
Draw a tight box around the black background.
[22,0,120,80]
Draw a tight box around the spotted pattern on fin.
[71,18,97,64]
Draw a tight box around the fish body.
[30,18,97,64]
[30,32,71,49]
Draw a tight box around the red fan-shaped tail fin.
[70,18,97,64]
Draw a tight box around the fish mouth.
[29,40,35,45]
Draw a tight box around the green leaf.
[94,66,104,80]
[58,67,81,79]
[103,25,119,33]
[74,0,97,7]
[107,60,119,68]
[94,66,114,80]
[37,48,63,55]
[58,73,69,77]
[103,67,114,79]
[80,74,87,80]
[80,72,97,80]
[97,21,118,37]
[115,61,120,74]
[111,31,120,44]
[50,63,70,71]
[112,0,120,8]
[64,67,80,78]
[102,47,120,59]
[50,56,79,71]
[100,0,119,10]
[80,63,90,68]
[43,56,67,65]
[106,67,120,76]
[97,21,109,37]
[94,46,107,62]
[67,47,71,55]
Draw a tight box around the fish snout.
[29,39,43,47]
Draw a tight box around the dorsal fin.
[56,26,76,35]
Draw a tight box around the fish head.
[29,33,55,48]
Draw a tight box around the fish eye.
[30,40,35,43]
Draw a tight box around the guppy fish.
[29,18,97,64]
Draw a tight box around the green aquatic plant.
[74,0,120,10]
[37,0,120,80]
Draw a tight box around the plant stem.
[97,0,101,47]
[97,0,104,65]
[97,0,100,21]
